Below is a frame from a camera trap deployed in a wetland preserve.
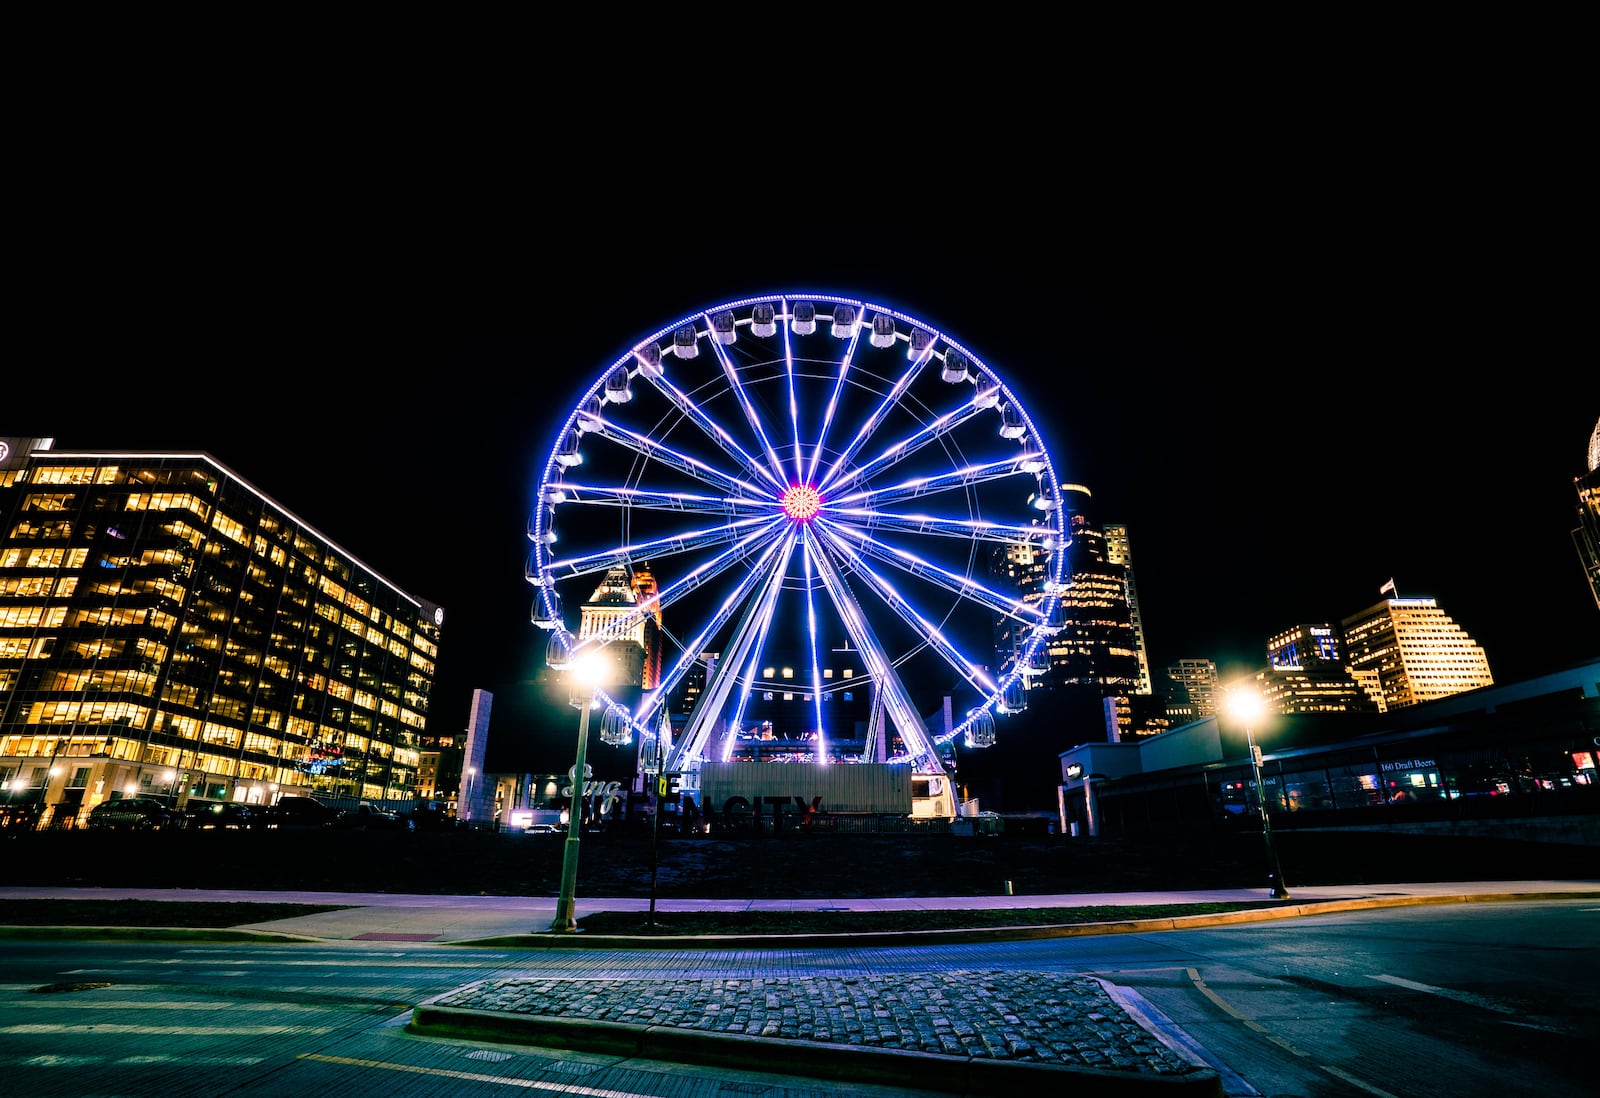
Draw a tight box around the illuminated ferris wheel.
[526,293,1069,800]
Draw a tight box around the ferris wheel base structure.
[527,293,1069,824]
[697,760,954,821]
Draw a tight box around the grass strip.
[575,901,1293,935]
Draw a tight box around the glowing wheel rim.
[527,293,1068,805]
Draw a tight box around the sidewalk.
[7,881,1598,1097]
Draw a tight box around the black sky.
[12,149,1597,772]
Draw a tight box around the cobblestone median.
[430,969,1202,1076]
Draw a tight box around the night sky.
[13,179,1597,773]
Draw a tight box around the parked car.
[186,801,258,829]
[264,794,341,829]
[334,802,414,831]
[86,797,184,831]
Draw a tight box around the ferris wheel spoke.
[826,506,1051,546]
[581,414,775,501]
[704,319,791,488]
[636,370,787,493]
[828,453,1046,511]
[818,396,985,498]
[542,514,785,584]
[813,523,999,700]
[545,482,773,517]
[807,533,942,771]
[797,301,869,487]
[800,537,827,762]
[663,530,797,772]
[636,526,790,724]
[815,515,1043,629]
[565,520,790,651]
[813,324,940,496]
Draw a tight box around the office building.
[1102,523,1153,696]
[1163,658,1219,720]
[0,438,442,828]
[1340,596,1494,711]
[1257,623,1374,714]
[997,487,1142,700]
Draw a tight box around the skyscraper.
[1340,595,1494,711]
[1102,523,1153,696]
[1051,511,1142,691]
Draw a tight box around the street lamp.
[1226,687,1290,899]
[550,650,608,932]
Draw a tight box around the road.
[1,899,1593,1097]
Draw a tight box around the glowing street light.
[1226,687,1290,899]
[550,650,609,933]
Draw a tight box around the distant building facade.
[1340,597,1494,710]
[1164,658,1219,720]
[0,438,442,828]
[1102,523,1153,696]
[1257,623,1374,714]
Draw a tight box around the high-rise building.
[1163,658,1219,720]
[0,438,443,829]
[1257,623,1375,714]
[1574,416,1600,612]
[988,487,1154,744]
[1051,511,1143,692]
[1102,523,1153,696]
[1340,596,1493,711]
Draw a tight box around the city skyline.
[11,233,1596,770]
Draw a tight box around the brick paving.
[430,968,1200,1076]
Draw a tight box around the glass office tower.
[0,439,442,828]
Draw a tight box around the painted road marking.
[301,1052,668,1095]
[1367,974,1565,1033]
[1185,968,1399,1098]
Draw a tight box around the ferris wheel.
[526,293,1068,794]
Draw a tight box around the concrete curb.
[445,891,1600,950]
[407,1003,1225,1096]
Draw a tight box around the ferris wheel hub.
[780,484,823,522]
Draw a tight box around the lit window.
[843,669,853,678]
[762,667,775,679]
[781,667,794,679]
[823,668,833,679]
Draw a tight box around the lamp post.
[647,719,668,927]
[550,652,606,933]
[1226,688,1290,899]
